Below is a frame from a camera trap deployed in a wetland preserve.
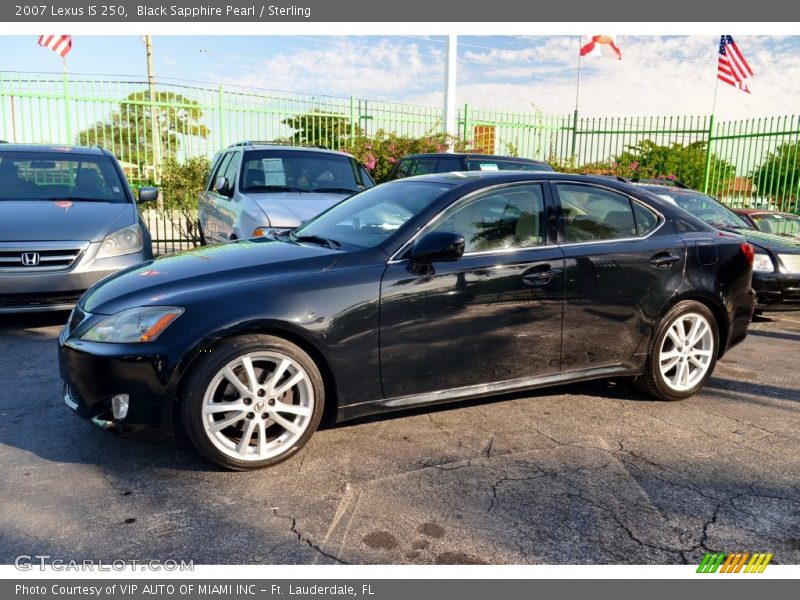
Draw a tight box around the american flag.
[37,35,73,58]
[718,35,753,93]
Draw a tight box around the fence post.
[570,109,579,159]
[217,85,225,148]
[702,114,715,194]
[350,95,356,141]
[63,70,72,144]
[462,103,469,142]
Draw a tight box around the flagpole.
[62,54,72,144]
[572,36,582,158]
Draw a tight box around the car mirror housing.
[137,187,158,204]
[215,177,230,195]
[409,231,465,263]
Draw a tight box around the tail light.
[740,242,755,265]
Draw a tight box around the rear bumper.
[725,288,756,354]
[753,272,800,311]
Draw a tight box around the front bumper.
[753,272,800,311]
[0,242,150,313]
[59,333,181,439]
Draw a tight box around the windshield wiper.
[244,185,307,193]
[312,187,359,194]
[291,233,342,249]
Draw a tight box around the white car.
[198,142,375,244]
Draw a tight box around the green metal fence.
[1,72,798,252]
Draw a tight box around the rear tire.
[635,301,719,401]
[180,335,324,470]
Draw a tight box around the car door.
[213,151,243,242]
[552,182,686,371]
[379,182,565,399]
[201,152,232,244]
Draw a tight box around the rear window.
[467,159,553,172]
[0,152,127,202]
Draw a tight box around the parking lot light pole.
[444,34,457,150]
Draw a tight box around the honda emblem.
[21,252,40,266]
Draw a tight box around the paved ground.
[1,311,799,565]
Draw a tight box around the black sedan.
[637,183,800,311]
[59,172,756,470]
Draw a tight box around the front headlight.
[96,224,144,259]
[81,307,183,343]
[753,252,775,273]
[253,226,293,238]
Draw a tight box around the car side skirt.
[336,362,642,422]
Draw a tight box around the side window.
[219,152,241,197]
[210,153,232,193]
[436,157,463,173]
[206,154,224,191]
[394,159,414,179]
[410,158,438,176]
[632,201,660,236]
[429,184,546,253]
[557,184,640,243]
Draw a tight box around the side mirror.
[137,187,158,204]
[409,231,465,263]
[215,177,230,196]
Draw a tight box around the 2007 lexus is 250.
[59,171,756,470]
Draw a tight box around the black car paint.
[59,173,755,439]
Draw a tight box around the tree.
[77,90,210,174]
[614,140,735,190]
[751,142,800,210]
[281,109,363,149]
[157,156,210,244]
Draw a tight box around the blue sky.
[1,35,799,119]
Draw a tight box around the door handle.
[650,253,681,268]
[522,266,562,286]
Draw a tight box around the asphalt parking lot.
[1,311,799,565]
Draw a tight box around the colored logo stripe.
[697,552,773,573]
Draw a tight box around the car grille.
[0,291,83,309]
[779,254,800,274]
[0,242,87,272]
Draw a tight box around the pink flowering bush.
[345,129,472,182]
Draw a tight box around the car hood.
[249,192,349,227]
[80,237,341,314]
[0,200,135,242]
[728,227,800,253]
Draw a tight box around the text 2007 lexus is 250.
[59,172,756,470]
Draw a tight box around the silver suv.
[198,142,375,244]
[0,145,156,313]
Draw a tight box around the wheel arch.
[171,321,340,435]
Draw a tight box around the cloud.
[215,38,444,100]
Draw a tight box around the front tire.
[180,335,324,470]
[636,301,719,401]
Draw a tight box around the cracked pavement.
[1,311,799,565]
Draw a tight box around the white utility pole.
[443,34,457,149]
[144,35,161,184]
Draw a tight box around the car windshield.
[0,152,128,202]
[751,213,800,236]
[240,150,373,194]
[645,188,750,230]
[291,181,453,250]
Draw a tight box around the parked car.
[734,208,800,241]
[198,142,375,244]
[635,181,800,311]
[60,172,755,470]
[384,152,554,182]
[0,144,155,313]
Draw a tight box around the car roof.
[399,152,551,165]
[0,143,110,156]
[392,170,645,190]
[735,208,797,217]
[225,142,354,157]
